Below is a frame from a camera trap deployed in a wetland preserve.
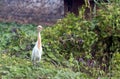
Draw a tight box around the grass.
[0,53,119,79]
[0,54,88,79]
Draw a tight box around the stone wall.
[0,0,64,25]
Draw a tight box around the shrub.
[42,1,120,75]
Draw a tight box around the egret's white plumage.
[31,25,43,65]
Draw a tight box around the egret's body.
[31,25,43,65]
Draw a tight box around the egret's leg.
[36,59,40,67]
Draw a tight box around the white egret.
[31,25,43,65]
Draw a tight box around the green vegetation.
[0,23,89,79]
[0,54,88,79]
[0,0,120,79]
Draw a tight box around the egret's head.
[37,25,43,31]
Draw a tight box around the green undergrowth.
[0,21,119,78]
[0,53,119,79]
[0,54,88,79]
[0,21,119,79]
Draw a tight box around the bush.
[42,1,120,75]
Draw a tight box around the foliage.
[0,23,36,58]
[41,0,120,76]
[0,0,120,79]
[0,23,90,79]
[90,1,120,72]
[0,54,90,79]
[0,53,119,79]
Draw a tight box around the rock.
[0,0,64,25]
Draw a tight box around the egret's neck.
[37,31,41,49]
